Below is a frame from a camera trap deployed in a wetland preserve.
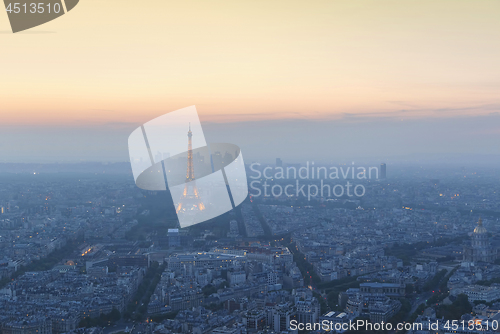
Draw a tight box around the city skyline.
[2,1,500,332]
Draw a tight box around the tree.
[438,294,472,319]
[218,281,229,289]
[202,284,217,296]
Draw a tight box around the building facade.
[463,218,498,263]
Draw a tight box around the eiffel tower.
[176,124,205,213]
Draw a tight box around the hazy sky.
[1,0,499,163]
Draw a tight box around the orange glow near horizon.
[1,0,500,126]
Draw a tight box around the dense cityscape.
[0,162,499,334]
[2,0,498,333]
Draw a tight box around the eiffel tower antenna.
[176,124,205,213]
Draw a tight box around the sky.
[0,0,499,163]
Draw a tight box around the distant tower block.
[380,163,387,179]
[276,158,283,168]
[176,124,205,213]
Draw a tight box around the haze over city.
[1,2,500,334]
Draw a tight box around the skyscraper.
[380,163,387,179]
